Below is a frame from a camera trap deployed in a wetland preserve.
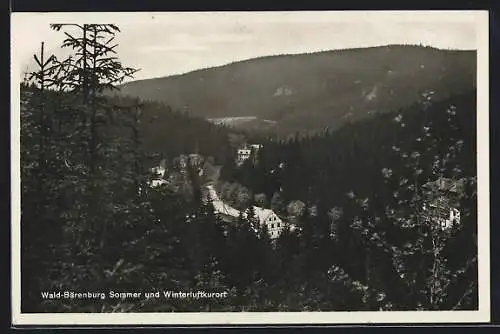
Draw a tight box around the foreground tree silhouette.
[49,24,138,247]
[21,24,153,312]
[328,100,478,310]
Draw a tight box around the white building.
[207,185,288,239]
[421,177,464,230]
[236,144,262,166]
[147,164,167,188]
[245,206,285,239]
[236,148,252,166]
[422,202,461,230]
[150,179,167,188]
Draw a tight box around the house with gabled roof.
[245,206,284,239]
[236,144,263,166]
[421,177,465,230]
[207,185,289,239]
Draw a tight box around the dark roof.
[423,177,466,194]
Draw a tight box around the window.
[277,223,281,228]
[271,223,275,229]
[440,220,447,229]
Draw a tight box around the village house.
[206,185,289,239]
[421,177,465,230]
[148,160,289,239]
[236,144,262,166]
[422,199,461,230]
[148,161,168,188]
[245,206,285,239]
[236,148,252,166]
[151,165,166,178]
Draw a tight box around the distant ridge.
[125,44,470,83]
[116,45,476,136]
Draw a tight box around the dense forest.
[20,24,477,313]
[220,89,478,310]
[223,91,476,206]
[117,44,476,138]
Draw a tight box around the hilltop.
[116,45,476,137]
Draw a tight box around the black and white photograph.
[11,11,490,325]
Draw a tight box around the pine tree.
[344,100,478,310]
[21,24,158,312]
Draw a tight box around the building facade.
[246,206,285,239]
[421,177,465,230]
[236,144,262,166]
[236,148,252,166]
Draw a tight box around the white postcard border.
[10,10,490,326]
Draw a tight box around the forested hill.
[108,96,238,166]
[223,90,477,208]
[217,89,478,310]
[21,86,238,167]
[116,45,476,137]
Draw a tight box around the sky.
[11,11,485,82]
